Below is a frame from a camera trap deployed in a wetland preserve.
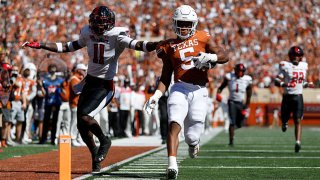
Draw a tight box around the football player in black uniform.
[23,6,159,173]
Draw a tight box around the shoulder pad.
[109,27,130,36]
[300,62,308,69]
[80,25,91,36]
[243,75,252,81]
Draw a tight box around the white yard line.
[179,166,320,169]
[201,149,320,153]
[73,128,223,180]
[73,145,166,180]
[198,156,320,159]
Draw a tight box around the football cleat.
[282,123,288,132]
[295,143,301,153]
[91,147,101,173]
[167,168,178,179]
[188,144,200,158]
[95,136,112,163]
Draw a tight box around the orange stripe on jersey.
[157,31,211,86]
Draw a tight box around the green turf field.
[0,145,57,160]
[178,127,320,179]
[87,127,320,180]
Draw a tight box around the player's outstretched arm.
[206,38,229,64]
[134,41,159,52]
[22,40,84,53]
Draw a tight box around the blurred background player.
[274,46,314,153]
[145,5,229,179]
[69,63,87,146]
[40,64,64,145]
[216,63,252,146]
[22,5,159,173]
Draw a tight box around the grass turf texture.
[0,145,57,160]
[178,127,320,179]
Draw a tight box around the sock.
[168,156,177,169]
[296,140,301,144]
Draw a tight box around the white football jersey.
[225,73,252,102]
[278,61,308,95]
[78,25,134,80]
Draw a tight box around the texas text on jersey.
[156,30,211,86]
[225,72,252,102]
[278,60,308,95]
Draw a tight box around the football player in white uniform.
[216,63,252,146]
[275,46,314,153]
[144,5,229,179]
[22,6,159,173]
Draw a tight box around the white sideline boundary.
[73,127,223,180]
[73,145,166,180]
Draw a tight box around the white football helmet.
[173,5,198,40]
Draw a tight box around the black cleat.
[95,136,112,163]
[282,123,288,132]
[167,168,178,179]
[228,139,234,147]
[295,143,301,153]
[91,147,101,173]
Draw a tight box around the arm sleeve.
[77,28,88,47]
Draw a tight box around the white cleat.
[189,144,200,158]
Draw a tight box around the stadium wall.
[219,89,320,126]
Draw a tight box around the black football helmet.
[89,6,115,35]
[288,46,304,65]
[234,63,246,78]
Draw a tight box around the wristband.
[67,42,74,51]
[154,90,163,99]
[56,43,63,52]
[207,53,218,62]
[129,40,138,49]
[142,41,149,52]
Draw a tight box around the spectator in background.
[108,76,121,137]
[119,78,132,137]
[56,69,71,140]
[158,91,169,144]
[32,73,46,141]
[255,106,264,126]
[10,65,27,144]
[144,79,160,136]
[94,108,109,138]
[0,62,13,147]
[21,66,36,144]
[69,64,87,147]
[40,64,64,145]
[216,63,252,146]
[131,85,146,136]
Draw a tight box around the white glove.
[192,52,218,70]
[144,90,163,115]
